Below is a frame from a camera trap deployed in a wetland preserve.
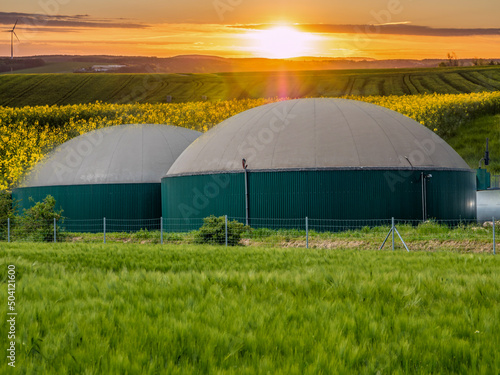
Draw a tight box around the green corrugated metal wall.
[161,173,245,219]
[162,169,476,228]
[13,183,161,232]
[476,168,491,190]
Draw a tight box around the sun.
[247,26,316,59]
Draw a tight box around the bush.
[416,220,449,235]
[14,195,64,242]
[195,216,247,246]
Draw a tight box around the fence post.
[103,217,106,244]
[54,217,57,243]
[306,217,309,249]
[493,217,496,255]
[392,217,395,251]
[225,215,228,247]
[7,218,10,243]
[160,217,163,245]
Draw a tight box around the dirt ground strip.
[242,239,495,253]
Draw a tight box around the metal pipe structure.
[424,176,427,221]
[493,217,496,255]
[421,173,432,221]
[242,159,249,226]
[421,172,426,221]
[306,217,309,249]
[485,138,490,166]
[225,215,228,247]
[392,217,395,251]
[160,217,163,245]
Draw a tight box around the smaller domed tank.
[13,124,201,231]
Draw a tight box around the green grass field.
[448,114,500,170]
[0,243,498,374]
[1,66,500,107]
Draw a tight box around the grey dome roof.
[23,124,201,187]
[167,98,469,176]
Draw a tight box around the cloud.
[0,11,147,29]
[31,39,193,46]
[232,23,500,37]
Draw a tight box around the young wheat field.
[1,243,498,374]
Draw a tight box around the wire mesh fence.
[0,216,497,253]
[491,174,500,188]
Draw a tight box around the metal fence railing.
[491,175,500,189]
[0,216,497,254]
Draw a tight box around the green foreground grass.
[0,244,498,374]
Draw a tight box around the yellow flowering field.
[1,92,500,190]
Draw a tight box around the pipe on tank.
[421,173,432,221]
[242,159,249,226]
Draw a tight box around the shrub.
[15,195,64,242]
[195,215,247,246]
[416,220,449,235]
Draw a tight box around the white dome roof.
[167,98,469,176]
[23,124,201,186]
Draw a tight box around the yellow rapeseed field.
[1,92,500,190]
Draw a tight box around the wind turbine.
[9,20,19,60]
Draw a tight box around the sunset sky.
[1,0,499,59]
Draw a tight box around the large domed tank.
[161,98,476,227]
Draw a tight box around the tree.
[15,195,64,242]
[447,52,459,67]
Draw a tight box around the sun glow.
[247,26,318,59]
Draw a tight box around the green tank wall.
[12,183,161,232]
[161,169,476,229]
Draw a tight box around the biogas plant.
[14,98,488,231]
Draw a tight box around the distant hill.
[2,54,499,75]
[0,65,500,107]
[0,57,45,73]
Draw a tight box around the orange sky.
[1,1,500,59]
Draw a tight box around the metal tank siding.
[161,98,476,228]
[13,124,201,232]
[161,169,476,228]
[13,183,160,232]
[476,189,500,222]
